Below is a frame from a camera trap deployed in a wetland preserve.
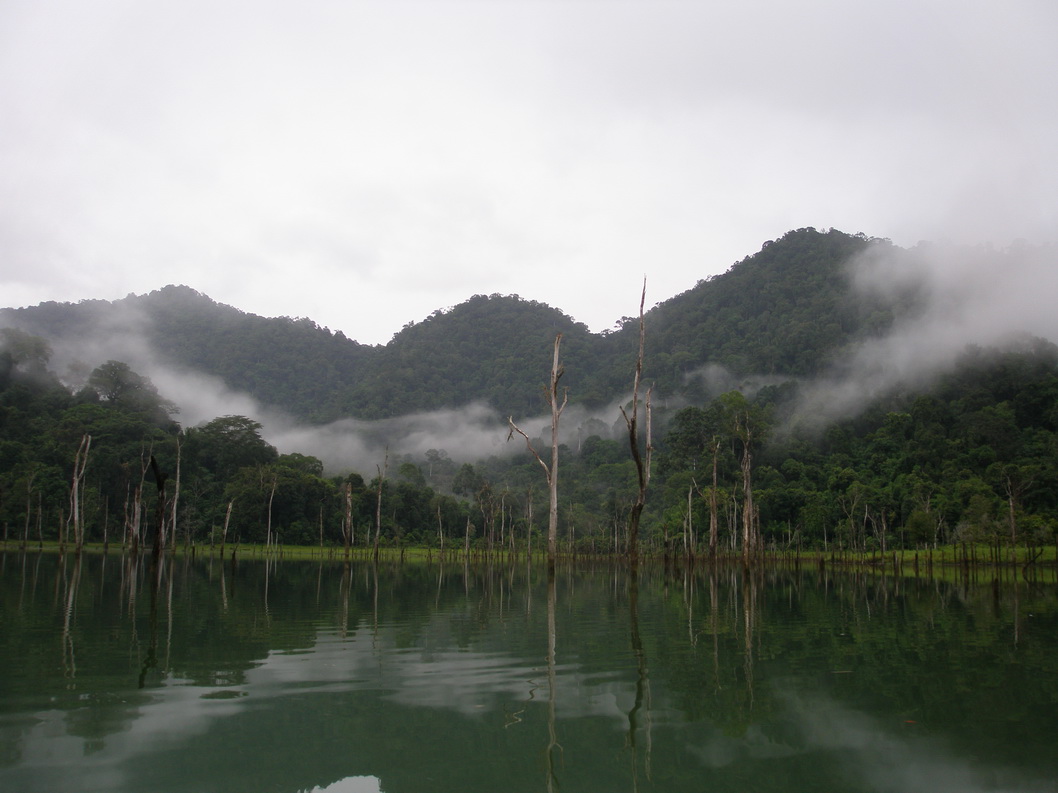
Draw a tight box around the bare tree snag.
[148,454,167,562]
[739,414,755,565]
[265,471,278,551]
[221,499,234,554]
[508,333,567,568]
[170,435,181,548]
[374,449,388,561]
[621,282,653,568]
[343,478,354,555]
[709,437,720,559]
[68,434,91,553]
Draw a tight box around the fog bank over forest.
[4,230,1057,474]
[22,300,628,473]
[787,239,1058,429]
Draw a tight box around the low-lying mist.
[7,236,1057,469]
[2,300,630,475]
[786,239,1058,429]
[152,365,625,475]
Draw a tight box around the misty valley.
[2,228,1057,566]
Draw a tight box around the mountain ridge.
[0,228,955,423]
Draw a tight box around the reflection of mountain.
[1,556,1056,793]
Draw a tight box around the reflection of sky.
[5,604,1056,793]
[303,776,381,793]
[242,626,638,722]
[4,616,639,793]
[690,689,1058,793]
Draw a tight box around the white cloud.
[2,0,1057,343]
[789,239,1058,426]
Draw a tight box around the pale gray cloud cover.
[2,0,1056,344]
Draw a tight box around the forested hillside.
[1,286,375,423]
[1,228,909,421]
[339,294,597,419]
[2,227,1056,560]
[637,230,915,389]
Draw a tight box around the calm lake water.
[1,552,1056,793]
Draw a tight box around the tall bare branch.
[620,281,653,566]
[508,333,566,566]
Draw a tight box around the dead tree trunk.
[621,282,653,569]
[148,455,168,563]
[343,480,354,555]
[374,450,388,561]
[508,333,567,569]
[170,436,182,548]
[1006,484,1018,567]
[708,438,720,559]
[68,434,91,553]
[265,471,278,551]
[221,499,234,554]
[739,417,755,565]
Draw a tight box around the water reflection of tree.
[138,554,165,688]
[626,567,652,789]
[3,554,1055,789]
[545,568,561,793]
[61,554,82,680]
[740,567,758,710]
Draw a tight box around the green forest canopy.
[1,229,1056,556]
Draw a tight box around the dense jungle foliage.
[1,228,1056,557]
[2,228,913,422]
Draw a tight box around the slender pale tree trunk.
[266,472,277,552]
[740,429,754,566]
[68,434,91,553]
[374,451,388,561]
[221,499,234,554]
[343,481,353,555]
[508,333,567,570]
[170,436,181,548]
[709,439,720,559]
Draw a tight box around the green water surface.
[1,552,1056,793]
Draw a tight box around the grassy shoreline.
[3,539,1056,570]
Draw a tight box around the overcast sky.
[2,0,1056,346]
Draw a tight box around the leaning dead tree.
[508,333,567,567]
[621,282,653,568]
